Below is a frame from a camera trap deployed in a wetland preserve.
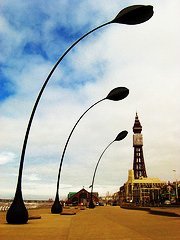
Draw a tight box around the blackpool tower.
[133,113,147,179]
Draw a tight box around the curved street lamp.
[6,5,153,224]
[89,130,128,209]
[51,87,129,214]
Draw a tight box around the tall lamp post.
[89,130,128,209]
[51,87,129,214]
[6,5,153,224]
[173,170,178,203]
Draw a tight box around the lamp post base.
[89,200,95,209]
[51,196,63,214]
[6,190,28,224]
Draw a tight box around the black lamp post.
[89,131,128,209]
[51,87,129,214]
[6,5,153,224]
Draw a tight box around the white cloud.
[0,152,16,165]
[23,173,41,181]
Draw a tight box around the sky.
[0,0,180,200]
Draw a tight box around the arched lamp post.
[51,87,129,214]
[89,130,128,209]
[6,5,153,224]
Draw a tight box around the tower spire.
[133,112,142,133]
[133,113,147,179]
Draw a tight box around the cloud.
[0,152,16,165]
[23,173,41,181]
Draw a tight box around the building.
[66,188,99,206]
[119,113,166,206]
[121,170,166,205]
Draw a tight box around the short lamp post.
[89,130,128,209]
[51,87,129,214]
[6,5,153,224]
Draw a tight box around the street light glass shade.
[106,87,129,101]
[115,130,128,141]
[112,5,153,25]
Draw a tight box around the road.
[0,206,179,239]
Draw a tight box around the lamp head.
[114,130,128,141]
[112,5,153,25]
[106,87,129,101]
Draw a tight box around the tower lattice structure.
[133,113,147,179]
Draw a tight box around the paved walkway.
[0,206,179,240]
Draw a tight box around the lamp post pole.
[6,5,153,224]
[173,170,178,203]
[89,131,128,209]
[51,87,129,213]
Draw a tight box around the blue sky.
[0,0,180,200]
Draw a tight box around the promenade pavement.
[0,206,179,240]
